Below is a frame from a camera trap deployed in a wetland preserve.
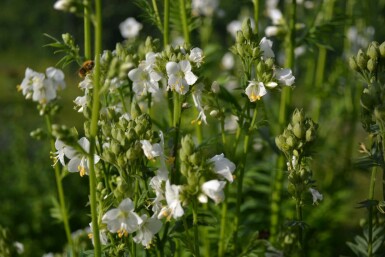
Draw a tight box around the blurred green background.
[1,0,385,256]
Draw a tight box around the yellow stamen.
[117,228,128,238]
[78,165,86,177]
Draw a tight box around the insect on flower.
[78,60,95,78]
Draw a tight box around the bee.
[78,60,94,78]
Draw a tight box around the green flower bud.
[367,42,379,59]
[374,106,385,122]
[275,135,289,152]
[97,182,104,191]
[126,148,137,161]
[265,58,274,69]
[189,152,201,166]
[236,43,244,56]
[252,47,260,59]
[349,56,359,71]
[305,128,316,142]
[116,129,125,143]
[356,49,368,70]
[360,90,375,111]
[102,150,115,163]
[257,62,264,73]
[181,135,195,156]
[293,123,304,139]
[291,109,304,124]
[180,162,189,177]
[379,41,385,58]
[125,128,137,142]
[242,19,252,40]
[236,31,245,44]
[111,140,121,155]
[367,58,377,73]
[288,183,296,196]
[30,128,46,140]
[286,136,296,148]
[117,154,127,167]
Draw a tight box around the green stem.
[88,0,102,256]
[252,0,259,36]
[151,0,163,31]
[172,93,182,184]
[368,166,376,257]
[179,0,190,44]
[270,0,296,244]
[193,200,201,257]
[218,117,228,257]
[313,0,335,122]
[295,198,304,256]
[163,0,170,46]
[83,0,92,60]
[45,115,75,257]
[234,107,258,254]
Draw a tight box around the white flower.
[227,20,242,38]
[189,47,204,67]
[209,153,236,182]
[265,26,280,37]
[158,180,184,220]
[245,80,277,102]
[13,241,24,254]
[309,188,323,205]
[267,8,283,25]
[260,37,275,59]
[102,198,143,237]
[192,0,219,16]
[18,67,66,106]
[54,0,73,11]
[88,222,108,246]
[166,60,198,95]
[74,95,87,112]
[119,17,143,39]
[150,176,165,215]
[191,84,207,125]
[274,68,295,86]
[79,76,93,90]
[133,214,162,248]
[128,65,162,96]
[199,180,226,204]
[65,137,100,177]
[140,140,162,160]
[221,52,235,70]
[46,67,66,91]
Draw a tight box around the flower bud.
[117,154,127,167]
[379,41,385,58]
[126,148,137,161]
[241,19,252,40]
[349,56,359,71]
[265,58,275,69]
[211,81,220,93]
[356,49,368,70]
[181,135,195,156]
[102,150,115,163]
[257,62,264,73]
[116,129,125,143]
[367,58,377,73]
[111,140,121,155]
[286,136,296,148]
[367,42,379,59]
[291,109,304,124]
[30,128,46,140]
[189,152,201,166]
[236,31,245,44]
[236,44,244,56]
[210,110,219,117]
[292,123,304,139]
[305,128,316,142]
[275,135,289,152]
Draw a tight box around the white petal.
[184,71,198,85]
[166,62,179,75]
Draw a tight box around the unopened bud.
[367,58,377,73]
[241,19,252,40]
[349,56,359,71]
[379,42,385,58]
[211,81,220,93]
[356,49,368,70]
[367,42,379,59]
[305,128,315,142]
[235,31,245,44]
[265,58,274,69]
[291,109,304,124]
[293,123,304,139]
[210,110,219,117]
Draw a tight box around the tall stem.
[179,0,190,44]
[252,0,259,36]
[83,0,92,59]
[368,166,377,257]
[45,115,75,257]
[295,198,304,256]
[163,0,170,46]
[270,0,296,244]
[193,200,201,257]
[88,0,102,256]
[234,108,258,254]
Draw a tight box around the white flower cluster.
[245,37,295,102]
[18,67,65,106]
